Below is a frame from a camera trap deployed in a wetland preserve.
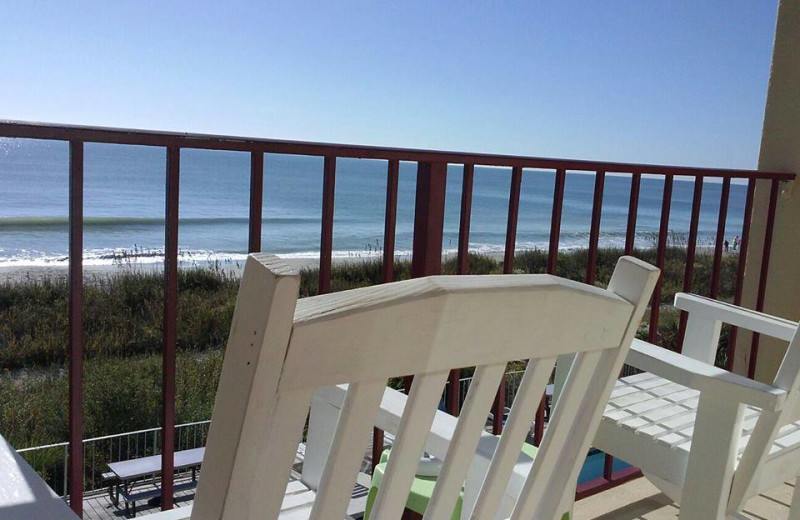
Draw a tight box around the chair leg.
[789,477,800,520]
[679,397,744,520]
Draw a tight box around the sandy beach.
[0,247,734,285]
[0,252,425,284]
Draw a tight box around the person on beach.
[733,235,739,251]
[724,240,730,252]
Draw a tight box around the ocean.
[0,138,746,268]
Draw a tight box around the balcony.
[0,120,795,519]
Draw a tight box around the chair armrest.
[0,434,79,519]
[675,293,797,342]
[627,339,788,411]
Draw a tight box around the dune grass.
[0,246,739,450]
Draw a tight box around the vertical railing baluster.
[161,145,180,510]
[748,179,781,379]
[503,166,523,274]
[535,168,566,446]
[677,176,704,352]
[63,446,68,498]
[381,160,399,283]
[547,169,566,275]
[727,179,756,371]
[248,150,264,253]
[624,173,641,255]
[586,171,606,285]
[585,169,612,476]
[603,453,614,481]
[456,164,475,276]
[68,140,84,517]
[648,175,674,345]
[709,177,731,299]
[373,159,399,471]
[447,164,474,418]
[319,156,336,295]
[492,166,523,435]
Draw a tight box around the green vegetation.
[0,246,740,450]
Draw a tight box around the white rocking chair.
[595,293,800,520]
[185,253,657,520]
[0,253,657,520]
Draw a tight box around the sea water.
[0,138,746,268]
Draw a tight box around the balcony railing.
[0,120,794,516]
[16,420,210,498]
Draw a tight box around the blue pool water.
[578,451,631,484]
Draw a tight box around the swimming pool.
[578,451,631,484]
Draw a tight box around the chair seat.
[597,372,800,496]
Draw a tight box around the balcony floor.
[573,478,794,519]
[83,474,793,520]
[81,445,372,520]
[82,473,196,520]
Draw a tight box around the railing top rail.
[16,442,68,452]
[0,120,794,180]
[16,420,212,452]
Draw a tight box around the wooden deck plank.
[82,458,373,520]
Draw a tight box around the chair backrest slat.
[192,254,659,520]
[309,380,386,520]
[423,364,506,520]
[370,372,450,519]
[468,357,557,520]
[512,349,617,519]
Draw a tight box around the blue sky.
[0,1,779,168]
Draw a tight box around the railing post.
[411,161,447,278]
[161,146,180,510]
[68,140,84,517]
[408,161,447,392]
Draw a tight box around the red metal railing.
[0,120,794,516]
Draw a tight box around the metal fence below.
[17,420,210,497]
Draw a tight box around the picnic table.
[106,447,204,517]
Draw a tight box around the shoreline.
[0,245,738,285]
[0,252,423,284]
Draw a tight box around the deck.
[77,430,795,520]
[82,443,374,520]
[573,478,795,519]
[83,475,795,520]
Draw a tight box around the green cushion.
[364,445,570,520]
[365,460,462,520]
